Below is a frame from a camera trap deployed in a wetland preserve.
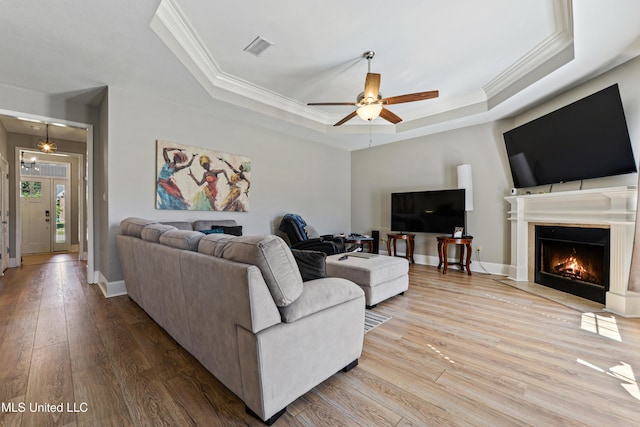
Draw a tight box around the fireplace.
[535,226,610,303]
[506,186,640,316]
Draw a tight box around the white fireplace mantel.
[505,186,640,316]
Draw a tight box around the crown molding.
[483,0,574,108]
[152,0,574,134]
[151,0,327,124]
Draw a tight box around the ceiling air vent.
[243,36,274,56]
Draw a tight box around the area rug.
[364,309,392,333]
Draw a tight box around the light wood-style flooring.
[1,255,639,426]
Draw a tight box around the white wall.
[105,87,351,281]
[351,55,640,271]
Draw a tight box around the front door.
[20,178,52,254]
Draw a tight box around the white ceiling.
[1,0,640,150]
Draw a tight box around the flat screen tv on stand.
[391,189,466,235]
[504,84,637,189]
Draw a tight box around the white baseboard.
[383,251,509,276]
[96,271,128,298]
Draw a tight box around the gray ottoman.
[326,253,409,307]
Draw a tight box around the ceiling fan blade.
[364,73,381,100]
[379,108,402,124]
[308,102,356,106]
[383,90,439,105]
[334,110,358,126]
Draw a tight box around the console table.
[387,233,415,263]
[437,236,473,275]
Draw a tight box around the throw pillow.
[201,228,225,235]
[303,225,320,239]
[291,249,327,281]
[211,225,243,236]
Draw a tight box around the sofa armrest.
[278,277,364,323]
[291,239,341,255]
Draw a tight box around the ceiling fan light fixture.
[357,103,383,121]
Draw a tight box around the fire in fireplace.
[535,226,610,303]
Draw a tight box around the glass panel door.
[55,183,66,244]
[53,179,71,252]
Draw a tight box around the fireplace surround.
[506,186,640,316]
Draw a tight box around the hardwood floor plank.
[315,373,403,426]
[1,259,639,426]
[22,342,75,426]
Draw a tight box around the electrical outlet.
[476,245,482,252]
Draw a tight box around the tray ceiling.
[1,1,640,150]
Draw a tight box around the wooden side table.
[437,236,473,275]
[387,233,415,263]
[346,236,374,252]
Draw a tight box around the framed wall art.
[156,140,252,211]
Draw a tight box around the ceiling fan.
[308,51,439,126]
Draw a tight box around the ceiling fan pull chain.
[369,124,373,147]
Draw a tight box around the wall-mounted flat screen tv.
[504,84,637,188]
[391,189,465,234]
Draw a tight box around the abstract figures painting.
[156,140,251,211]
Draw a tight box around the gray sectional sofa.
[116,218,365,424]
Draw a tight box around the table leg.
[387,238,392,256]
[368,240,374,253]
[465,242,473,276]
[442,241,449,274]
[437,240,443,269]
[409,238,415,263]
[393,239,398,257]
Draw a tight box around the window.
[20,181,42,198]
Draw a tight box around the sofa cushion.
[278,277,364,323]
[198,234,303,307]
[161,221,194,230]
[159,230,204,251]
[290,249,326,282]
[303,225,320,239]
[120,217,158,238]
[141,223,177,242]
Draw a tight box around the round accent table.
[387,233,415,263]
[437,235,473,275]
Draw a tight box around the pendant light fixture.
[37,123,57,153]
[20,151,38,170]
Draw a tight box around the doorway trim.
[18,157,74,254]
[3,109,94,283]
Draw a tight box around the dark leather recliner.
[278,214,346,255]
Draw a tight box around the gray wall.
[0,120,7,155]
[351,55,640,270]
[351,121,513,269]
[105,87,352,281]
